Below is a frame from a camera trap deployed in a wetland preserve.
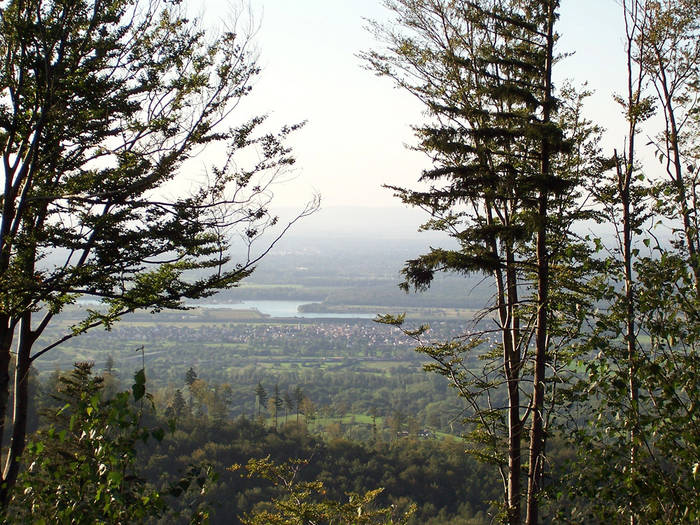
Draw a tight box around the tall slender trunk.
[525,194,549,525]
[617,145,638,525]
[525,3,556,524]
[505,248,522,525]
[622,173,638,525]
[0,151,18,494]
[489,193,522,525]
[619,3,644,521]
[657,74,700,289]
[494,240,523,525]
[0,319,13,437]
[0,313,33,505]
[0,320,13,495]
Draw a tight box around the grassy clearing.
[362,360,416,370]
[267,413,384,428]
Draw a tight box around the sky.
[198,0,630,212]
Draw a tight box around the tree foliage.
[5,362,213,524]
[365,1,595,523]
[560,2,700,523]
[234,456,416,525]
[0,0,316,498]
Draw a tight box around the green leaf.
[132,369,147,401]
[151,428,165,442]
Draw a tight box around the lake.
[196,300,375,319]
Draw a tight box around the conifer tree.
[172,388,187,419]
[255,381,267,419]
[185,368,198,388]
[365,1,592,522]
[272,383,283,430]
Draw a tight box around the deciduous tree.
[0,0,316,500]
[235,456,415,525]
[563,2,700,523]
[5,362,213,523]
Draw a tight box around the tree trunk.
[0,313,33,505]
[659,79,700,289]
[620,117,639,524]
[525,194,549,525]
[505,248,523,525]
[506,358,522,525]
[525,4,556,524]
[490,198,523,525]
[0,321,13,497]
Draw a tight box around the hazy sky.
[201,0,629,211]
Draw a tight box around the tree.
[255,381,268,419]
[5,362,213,523]
[561,2,700,523]
[388,409,405,440]
[365,1,588,523]
[0,0,316,499]
[299,396,316,430]
[172,388,187,419]
[294,385,304,424]
[216,382,234,421]
[270,383,284,430]
[235,456,416,525]
[185,367,198,388]
[640,0,700,287]
[188,378,207,417]
[185,366,198,414]
[370,406,379,443]
[188,376,229,421]
[104,354,115,375]
[283,391,293,424]
[100,363,120,400]
[569,3,654,523]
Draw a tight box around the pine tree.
[185,368,198,387]
[172,389,187,419]
[272,383,283,431]
[255,382,267,419]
